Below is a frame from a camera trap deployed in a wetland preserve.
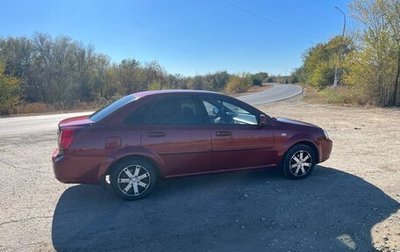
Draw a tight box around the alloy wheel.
[117,164,151,196]
[289,150,312,177]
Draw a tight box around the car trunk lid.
[58,115,94,129]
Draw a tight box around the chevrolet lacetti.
[52,90,332,200]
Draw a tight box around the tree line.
[292,0,400,107]
[0,33,270,115]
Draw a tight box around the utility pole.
[333,6,346,88]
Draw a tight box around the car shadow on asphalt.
[52,166,399,251]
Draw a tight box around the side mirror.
[259,114,268,126]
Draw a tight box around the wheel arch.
[286,141,319,163]
[107,155,162,177]
[98,147,167,184]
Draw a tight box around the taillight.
[59,129,75,151]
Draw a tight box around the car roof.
[133,89,221,99]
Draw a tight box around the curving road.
[237,83,302,105]
[0,84,302,136]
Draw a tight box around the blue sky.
[0,0,352,76]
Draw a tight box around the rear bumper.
[52,148,114,184]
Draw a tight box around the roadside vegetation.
[0,63,20,114]
[292,0,400,107]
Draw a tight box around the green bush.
[0,63,20,115]
[225,76,251,94]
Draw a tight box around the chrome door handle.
[216,131,231,137]
[147,132,166,137]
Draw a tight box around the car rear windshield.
[89,95,136,122]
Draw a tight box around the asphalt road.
[237,83,302,105]
[0,112,90,137]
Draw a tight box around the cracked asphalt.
[1,96,400,251]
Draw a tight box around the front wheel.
[110,158,157,200]
[282,144,316,179]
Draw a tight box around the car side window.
[125,96,205,125]
[201,97,258,125]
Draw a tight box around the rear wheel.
[282,144,316,179]
[110,158,156,200]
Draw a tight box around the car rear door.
[137,95,212,177]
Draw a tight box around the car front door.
[201,95,274,172]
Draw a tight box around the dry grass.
[302,84,371,106]
[10,102,57,115]
[8,101,103,117]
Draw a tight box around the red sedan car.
[52,90,332,200]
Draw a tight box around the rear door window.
[125,96,207,126]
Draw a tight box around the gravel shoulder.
[0,95,399,251]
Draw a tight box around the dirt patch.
[258,98,400,251]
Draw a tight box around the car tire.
[110,158,157,200]
[282,144,316,179]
